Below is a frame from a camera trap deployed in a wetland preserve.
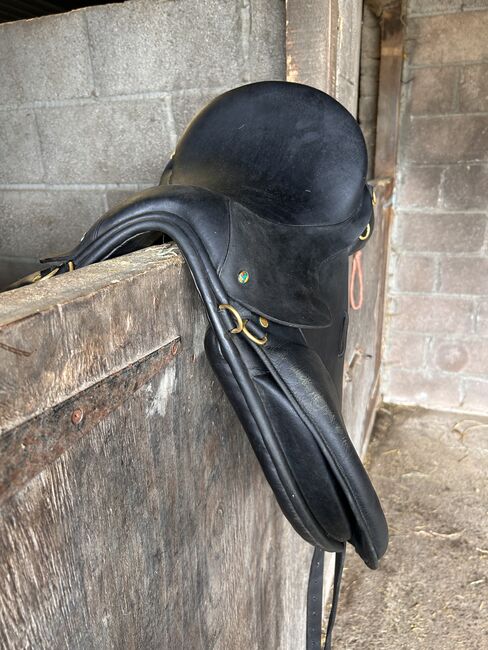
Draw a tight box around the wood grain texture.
[334,0,363,114]
[0,247,311,649]
[342,185,389,447]
[285,0,338,94]
[374,1,403,178]
[0,246,183,433]
[0,340,180,505]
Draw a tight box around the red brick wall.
[382,1,488,414]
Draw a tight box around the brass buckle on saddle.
[218,303,268,346]
[31,260,75,284]
[359,223,371,241]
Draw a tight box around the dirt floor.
[333,405,488,649]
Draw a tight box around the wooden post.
[370,0,404,383]
[285,0,339,94]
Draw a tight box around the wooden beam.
[285,0,339,94]
[371,0,404,381]
[374,0,404,181]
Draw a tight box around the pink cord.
[349,250,364,311]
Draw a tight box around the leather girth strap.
[306,548,346,650]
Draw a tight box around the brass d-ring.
[359,223,371,241]
[218,303,244,334]
[242,323,268,346]
[218,303,268,345]
[41,266,61,281]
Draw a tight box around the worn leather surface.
[16,81,388,648]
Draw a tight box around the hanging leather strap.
[306,547,346,650]
[349,250,364,311]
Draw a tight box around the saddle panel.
[204,312,388,568]
[254,334,389,568]
[204,327,348,553]
[205,326,355,549]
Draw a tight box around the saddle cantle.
[15,81,388,649]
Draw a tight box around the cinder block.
[407,0,488,16]
[384,368,462,410]
[433,339,469,373]
[396,166,442,209]
[383,331,427,370]
[394,254,437,293]
[0,110,43,183]
[360,6,380,58]
[85,0,244,96]
[360,67,380,92]
[459,63,488,113]
[36,100,174,184]
[462,377,488,413]
[433,338,488,375]
[439,257,488,295]
[0,11,93,104]
[404,115,488,164]
[408,12,488,65]
[408,66,458,115]
[248,0,286,81]
[389,294,474,335]
[106,187,152,211]
[393,212,486,254]
[441,164,488,211]
[0,190,106,258]
[476,300,488,335]
[358,96,378,125]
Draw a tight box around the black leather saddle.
[14,81,388,649]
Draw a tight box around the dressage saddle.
[13,81,388,648]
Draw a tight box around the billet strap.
[306,547,346,650]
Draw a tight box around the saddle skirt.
[14,81,388,649]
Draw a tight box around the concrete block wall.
[0,0,285,273]
[382,0,488,414]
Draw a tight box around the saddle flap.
[255,334,389,568]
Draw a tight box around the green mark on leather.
[238,270,250,284]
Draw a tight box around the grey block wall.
[382,1,488,414]
[0,0,285,277]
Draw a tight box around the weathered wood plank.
[0,246,183,433]
[342,185,389,447]
[334,0,363,114]
[344,2,404,447]
[0,247,311,649]
[285,0,339,94]
[374,1,403,179]
[0,340,180,505]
